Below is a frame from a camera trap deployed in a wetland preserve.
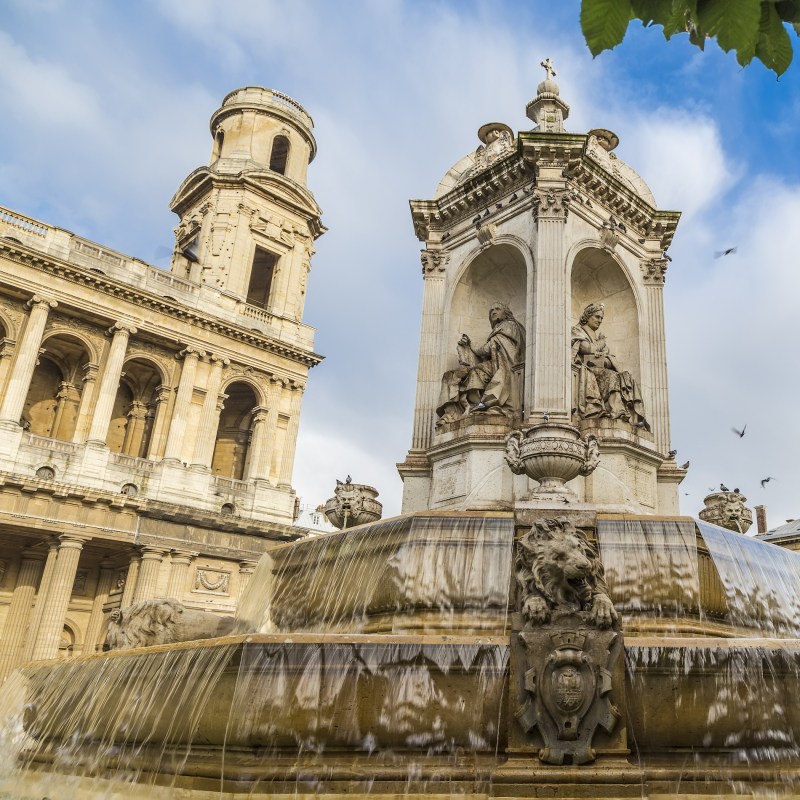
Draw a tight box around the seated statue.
[571,302,650,431]
[436,302,525,425]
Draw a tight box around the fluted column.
[146,385,172,459]
[30,534,87,662]
[86,322,137,445]
[120,552,141,607]
[121,400,148,456]
[165,550,197,598]
[277,384,304,487]
[0,549,46,682]
[642,258,671,452]
[244,406,270,480]
[72,362,99,442]
[260,379,281,481]
[23,538,59,661]
[531,187,571,417]
[0,296,57,425]
[81,559,115,655]
[51,381,81,439]
[412,250,448,450]
[132,547,168,603]
[238,560,258,597]
[162,347,203,462]
[191,355,228,468]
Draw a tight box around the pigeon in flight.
[731,425,747,438]
[714,247,737,258]
[761,477,775,488]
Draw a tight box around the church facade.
[0,87,323,680]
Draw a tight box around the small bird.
[720,483,729,492]
[543,411,550,423]
[761,477,775,488]
[345,475,352,484]
[662,250,672,262]
[667,449,677,459]
[472,215,481,224]
[510,193,518,201]
[482,209,489,218]
[496,203,503,209]
[733,488,740,494]
[441,232,451,241]
[637,238,646,244]
[731,425,747,438]
[714,247,737,258]
[680,461,690,470]
[561,496,569,504]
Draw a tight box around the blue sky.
[2,0,799,528]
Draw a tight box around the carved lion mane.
[515,517,617,629]
[106,599,185,650]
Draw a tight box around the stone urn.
[323,479,382,530]
[699,490,753,534]
[505,423,599,494]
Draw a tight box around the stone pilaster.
[277,384,303,487]
[642,258,670,453]
[261,379,281,481]
[72,362,99,442]
[0,337,16,398]
[245,406,270,480]
[120,552,141,607]
[30,534,86,662]
[238,560,258,597]
[132,547,168,603]
[23,538,58,661]
[81,559,115,655]
[531,187,572,417]
[191,355,228,468]
[412,249,448,450]
[122,399,149,456]
[162,347,203,462]
[0,296,57,426]
[86,322,137,445]
[165,550,197,598]
[0,549,45,682]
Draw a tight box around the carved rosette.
[505,424,599,493]
[699,490,753,534]
[323,482,383,530]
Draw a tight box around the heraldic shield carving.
[509,518,627,764]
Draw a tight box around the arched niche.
[211,381,259,480]
[570,246,641,383]
[107,358,165,457]
[24,333,92,440]
[446,243,527,370]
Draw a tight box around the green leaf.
[630,0,678,25]
[775,0,800,23]
[697,0,761,55]
[794,21,800,35]
[755,2,794,74]
[581,0,634,55]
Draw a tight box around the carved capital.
[109,321,138,338]
[641,257,669,285]
[420,249,449,275]
[532,187,574,221]
[178,346,204,362]
[209,354,230,368]
[251,405,269,425]
[28,295,57,312]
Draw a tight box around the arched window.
[269,135,290,175]
[246,247,278,309]
[211,382,258,480]
[214,129,225,160]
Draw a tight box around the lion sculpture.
[106,599,236,650]
[515,517,617,629]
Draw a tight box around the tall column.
[531,186,572,418]
[191,355,228,468]
[72,362,99,442]
[0,549,46,682]
[260,379,281,481]
[121,400,148,456]
[132,547,168,603]
[165,550,197,598]
[146,385,172,459]
[51,381,81,439]
[244,406,270,480]
[30,534,86,662]
[0,338,17,398]
[86,322,137,445]
[277,384,304,487]
[412,250,448,450]
[0,296,57,425]
[81,559,115,655]
[238,560,258,597]
[23,538,59,661]
[120,552,141,607]
[162,347,203,462]
[642,258,671,452]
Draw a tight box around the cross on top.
[540,57,557,80]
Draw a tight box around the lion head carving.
[515,517,617,629]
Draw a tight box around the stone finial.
[699,489,753,534]
[323,477,382,530]
[527,56,570,132]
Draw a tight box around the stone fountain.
[2,66,800,799]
